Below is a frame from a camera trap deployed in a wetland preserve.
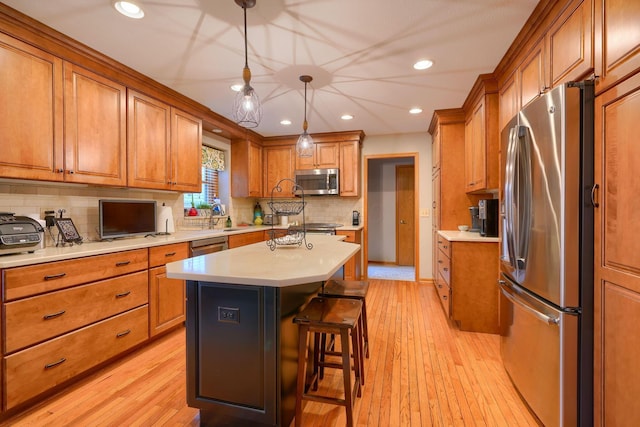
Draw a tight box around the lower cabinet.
[435,234,499,333]
[149,243,190,337]
[228,230,268,248]
[336,229,362,280]
[4,306,148,410]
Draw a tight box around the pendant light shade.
[296,75,314,158]
[232,0,262,128]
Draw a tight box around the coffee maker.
[478,199,499,237]
[468,206,481,232]
[352,211,360,226]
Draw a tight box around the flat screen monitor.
[99,199,156,240]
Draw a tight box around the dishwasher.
[190,235,228,256]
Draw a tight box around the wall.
[361,132,433,281]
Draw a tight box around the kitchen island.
[166,234,360,427]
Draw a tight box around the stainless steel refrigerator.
[499,81,594,427]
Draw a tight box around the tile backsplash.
[0,181,363,247]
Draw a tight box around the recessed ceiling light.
[413,59,434,70]
[212,128,222,133]
[341,114,354,120]
[280,119,292,126]
[409,108,423,115]
[113,1,145,19]
[230,84,243,92]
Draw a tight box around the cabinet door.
[228,231,267,249]
[0,33,64,181]
[149,266,185,337]
[296,142,340,170]
[337,230,362,280]
[594,0,640,93]
[127,90,171,190]
[519,40,547,108]
[431,126,441,174]
[594,72,640,426]
[63,63,127,186]
[170,107,202,192]
[231,139,263,198]
[339,140,360,197]
[465,101,485,192]
[499,73,519,132]
[263,145,295,197]
[547,0,594,87]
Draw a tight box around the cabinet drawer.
[437,249,451,285]
[4,270,148,354]
[149,243,189,268]
[4,305,148,410]
[3,249,148,301]
[437,237,452,258]
[228,231,266,248]
[435,275,451,318]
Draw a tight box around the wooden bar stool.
[293,297,363,427]
[319,279,370,359]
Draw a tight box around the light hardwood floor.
[0,280,539,426]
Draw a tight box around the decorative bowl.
[458,225,470,232]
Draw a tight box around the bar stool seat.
[319,279,370,359]
[293,297,364,427]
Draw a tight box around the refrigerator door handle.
[504,126,518,267]
[499,280,559,325]
[514,125,533,272]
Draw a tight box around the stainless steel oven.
[190,235,228,257]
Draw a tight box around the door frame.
[363,152,419,281]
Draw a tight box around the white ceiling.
[2,0,538,137]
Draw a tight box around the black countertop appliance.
[478,199,499,237]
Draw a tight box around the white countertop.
[438,230,500,243]
[0,226,279,269]
[166,234,359,287]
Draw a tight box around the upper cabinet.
[519,39,548,108]
[0,34,127,186]
[295,142,339,170]
[339,139,361,197]
[263,145,296,197]
[127,90,201,192]
[463,75,499,193]
[548,0,594,87]
[594,0,640,93]
[63,63,127,186]
[231,138,263,198]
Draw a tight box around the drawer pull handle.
[442,295,448,300]
[438,284,442,289]
[44,273,66,281]
[115,261,131,267]
[443,268,449,272]
[438,260,443,264]
[443,245,448,249]
[165,252,177,257]
[116,329,131,338]
[45,358,66,369]
[43,310,66,320]
[115,291,131,298]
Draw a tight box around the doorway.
[364,154,418,281]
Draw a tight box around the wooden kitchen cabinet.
[148,243,190,337]
[339,140,361,197]
[436,234,499,333]
[499,72,519,132]
[127,90,201,192]
[594,0,640,94]
[263,145,296,197]
[463,75,499,193]
[337,229,362,280]
[295,142,339,170]
[231,138,263,197]
[228,230,267,248]
[519,39,548,108]
[1,249,149,410]
[593,71,640,426]
[0,32,64,182]
[547,0,593,87]
[63,62,127,186]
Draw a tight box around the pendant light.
[296,75,314,158]
[232,0,262,128]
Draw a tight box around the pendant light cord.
[243,5,249,68]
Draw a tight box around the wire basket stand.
[266,178,312,251]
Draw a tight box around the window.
[184,146,224,209]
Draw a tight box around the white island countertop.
[166,234,359,287]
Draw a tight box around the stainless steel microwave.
[294,168,339,195]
